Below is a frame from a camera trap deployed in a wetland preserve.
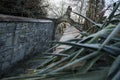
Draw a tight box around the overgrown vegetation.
[2,0,120,80]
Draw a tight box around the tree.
[47,0,67,18]
[83,0,105,33]
[0,0,48,18]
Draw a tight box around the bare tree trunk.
[83,0,105,33]
[78,0,85,23]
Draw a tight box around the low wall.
[0,15,54,73]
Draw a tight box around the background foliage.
[0,0,47,18]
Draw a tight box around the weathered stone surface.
[2,61,10,70]
[0,15,54,73]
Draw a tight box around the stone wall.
[0,15,54,73]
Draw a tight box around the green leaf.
[101,1,120,29]
[37,51,79,74]
[57,70,108,80]
[53,42,120,56]
[48,51,100,74]
[107,55,120,80]
[78,54,102,73]
[72,11,101,28]
[112,70,120,80]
